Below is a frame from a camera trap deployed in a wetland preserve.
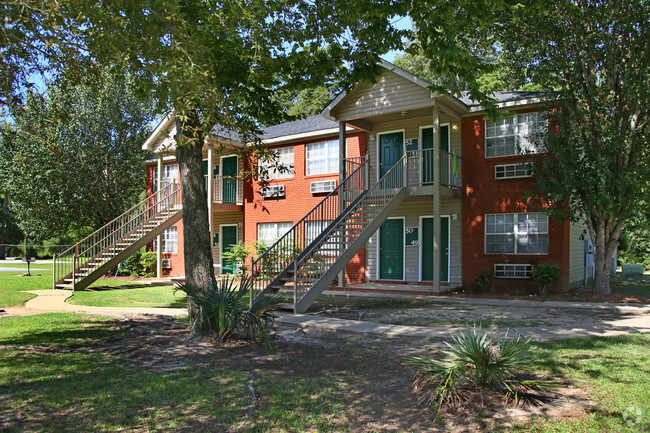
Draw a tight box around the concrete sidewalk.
[273,312,650,341]
[321,289,650,314]
[21,289,650,342]
[24,290,187,317]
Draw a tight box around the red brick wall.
[145,162,185,277]
[243,132,367,283]
[461,112,570,293]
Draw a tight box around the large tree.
[408,0,649,295]
[0,71,151,240]
[0,0,408,330]
[500,1,650,295]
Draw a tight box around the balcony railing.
[205,174,244,205]
[405,149,462,189]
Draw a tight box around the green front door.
[222,155,237,204]
[379,219,404,280]
[379,132,404,178]
[221,225,238,274]
[421,125,449,185]
[421,216,449,282]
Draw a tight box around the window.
[485,213,548,254]
[494,263,532,278]
[306,140,339,175]
[257,222,292,243]
[495,163,533,179]
[485,112,546,157]
[153,164,179,192]
[152,227,178,254]
[259,147,294,180]
[306,220,334,246]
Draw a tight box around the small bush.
[471,270,492,294]
[174,275,280,343]
[408,326,561,420]
[140,251,157,277]
[222,242,250,275]
[123,250,143,276]
[530,264,561,297]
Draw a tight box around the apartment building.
[53,61,587,311]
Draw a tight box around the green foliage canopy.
[0,72,152,239]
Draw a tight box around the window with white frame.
[485,213,548,254]
[494,263,532,278]
[152,227,178,253]
[306,220,334,246]
[153,164,179,192]
[306,139,339,175]
[259,147,294,180]
[485,112,546,157]
[495,163,533,179]
[257,222,292,243]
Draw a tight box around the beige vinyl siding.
[212,212,244,272]
[569,219,588,285]
[368,114,461,183]
[366,196,462,284]
[334,71,435,120]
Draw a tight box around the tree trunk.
[590,217,624,296]
[175,110,216,334]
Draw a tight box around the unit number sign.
[405,227,419,246]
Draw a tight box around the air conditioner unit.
[260,184,285,198]
[310,180,336,194]
[162,259,171,269]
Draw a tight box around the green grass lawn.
[68,285,186,308]
[0,312,647,432]
[610,274,650,296]
[507,334,650,432]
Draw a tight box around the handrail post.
[293,258,298,313]
[52,253,56,289]
[250,256,254,308]
[72,253,76,291]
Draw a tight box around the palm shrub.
[174,275,280,343]
[408,326,561,419]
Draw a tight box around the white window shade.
[259,147,294,180]
[485,112,546,157]
[485,213,548,254]
[153,164,179,192]
[257,222,292,243]
[152,227,178,253]
[306,140,339,175]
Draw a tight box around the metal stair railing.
[205,174,244,204]
[53,181,182,289]
[404,148,462,188]
[250,156,368,301]
[291,153,407,304]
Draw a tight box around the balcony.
[405,149,462,197]
[205,174,244,210]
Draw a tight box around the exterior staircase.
[251,155,411,313]
[53,181,182,290]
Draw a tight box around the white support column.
[207,142,214,229]
[156,153,163,278]
[433,105,441,292]
[338,121,347,287]
[207,142,215,264]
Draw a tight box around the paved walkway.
[21,289,650,341]
[24,290,187,317]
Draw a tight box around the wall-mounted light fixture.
[452,123,459,130]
